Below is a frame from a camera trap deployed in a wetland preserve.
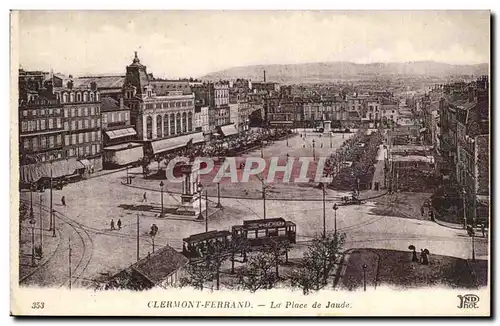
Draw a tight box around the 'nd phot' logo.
[457,294,479,309]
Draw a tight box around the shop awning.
[20,158,84,184]
[151,132,205,154]
[220,124,239,137]
[105,128,137,140]
[104,143,144,166]
[79,159,92,167]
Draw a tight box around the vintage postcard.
[10,10,490,316]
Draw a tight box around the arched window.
[187,112,193,132]
[83,92,88,102]
[176,113,181,135]
[95,92,100,102]
[156,115,162,138]
[89,92,95,102]
[170,114,175,135]
[69,92,75,102]
[182,112,187,133]
[62,93,68,103]
[146,116,153,139]
[76,92,81,102]
[163,114,169,136]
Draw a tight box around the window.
[103,114,108,124]
[70,121,75,130]
[70,93,74,102]
[84,119,89,129]
[21,121,27,132]
[79,133,84,143]
[49,136,54,148]
[170,114,175,135]
[91,131,95,142]
[40,109,45,116]
[84,107,88,116]
[32,110,37,116]
[91,119,95,128]
[40,136,46,148]
[76,93,81,102]
[48,108,53,115]
[89,93,94,102]
[83,92,88,102]
[56,134,62,145]
[48,118,54,129]
[97,130,101,139]
[85,132,89,143]
[90,106,95,115]
[97,119,100,127]
[86,145,91,154]
[57,118,62,128]
[23,110,28,117]
[92,144,96,155]
[78,120,83,129]
[146,116,153,139]
[77,107,82,117]
[32,138,38,151]
[96,106,99,115]
[40,120,46,130]
[65,135,70,146]
[71,108,76,117]
[72,134,77,144]
[96,144,100,152]
[156,115,162,138]
[23,138,29,150]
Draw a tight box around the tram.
[182,230,231,260]
[231,218,296,247]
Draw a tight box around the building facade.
[54,81,103,171]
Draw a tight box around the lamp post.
[205,190,209,233]
[322,183,326,238]
[50,164,55,238]
[332,203,338,236]
[216,182,222,208]
[197,183,204,220]
[159,181,165,218]
[312,139,316,161]
[126,165,130,184]
[39,193,43,257]
[462,188,467,230]
[262,180,267,220]
[330,131,332,148]
[286,136,289,147]
[362,263,367,291]
[29,214,36,267]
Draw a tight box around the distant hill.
[200,61,489,84]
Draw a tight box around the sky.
[15,10,490,79]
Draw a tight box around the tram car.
[231,218,296,247]
[182,230,231,260]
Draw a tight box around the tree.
[291,232,346,294]
[180,260,217,291]
[237,249,278,292]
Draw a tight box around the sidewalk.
[337,248,488,290]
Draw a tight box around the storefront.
[20,158,85,185]
[151,132,205,155]
[219,124,239,138]
[103,142,144,167]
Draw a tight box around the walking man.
[110,219,115,231]
[61,196,66,206]
[481,223,486,237]
[117,219,122,230]
[420,206,424,217]
[142,192,147,203]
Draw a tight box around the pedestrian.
[142,192,147,203]
[110,219,115,231]
[421,206,424,217]
[412,248,418,262]
[422,250,429,265]
[61,196,66,206]
[419,249,424,263]
[117,219,122,230]
[481,223,486,237]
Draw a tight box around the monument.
[323,120,332,133]
[176,162,206,216]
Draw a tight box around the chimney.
[263,70,266,83]
[119,97,124,109]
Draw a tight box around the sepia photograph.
[10,9,491,316]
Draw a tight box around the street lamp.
[330,131,332,148]
[262,180,267,220]
[332,203,338,235]
[29,215,36,267]
[321,182,326,238]
[39,193,43,257]
[197,183,204,220]
[462,188,467,230]
[159,181,165,218]
[362,264,367,291]
[312,139,316,161]
[216,182,222,208]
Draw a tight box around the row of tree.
[180,232,346,295]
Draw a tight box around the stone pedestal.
[323,120,331,133]
[175,163,206,216]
